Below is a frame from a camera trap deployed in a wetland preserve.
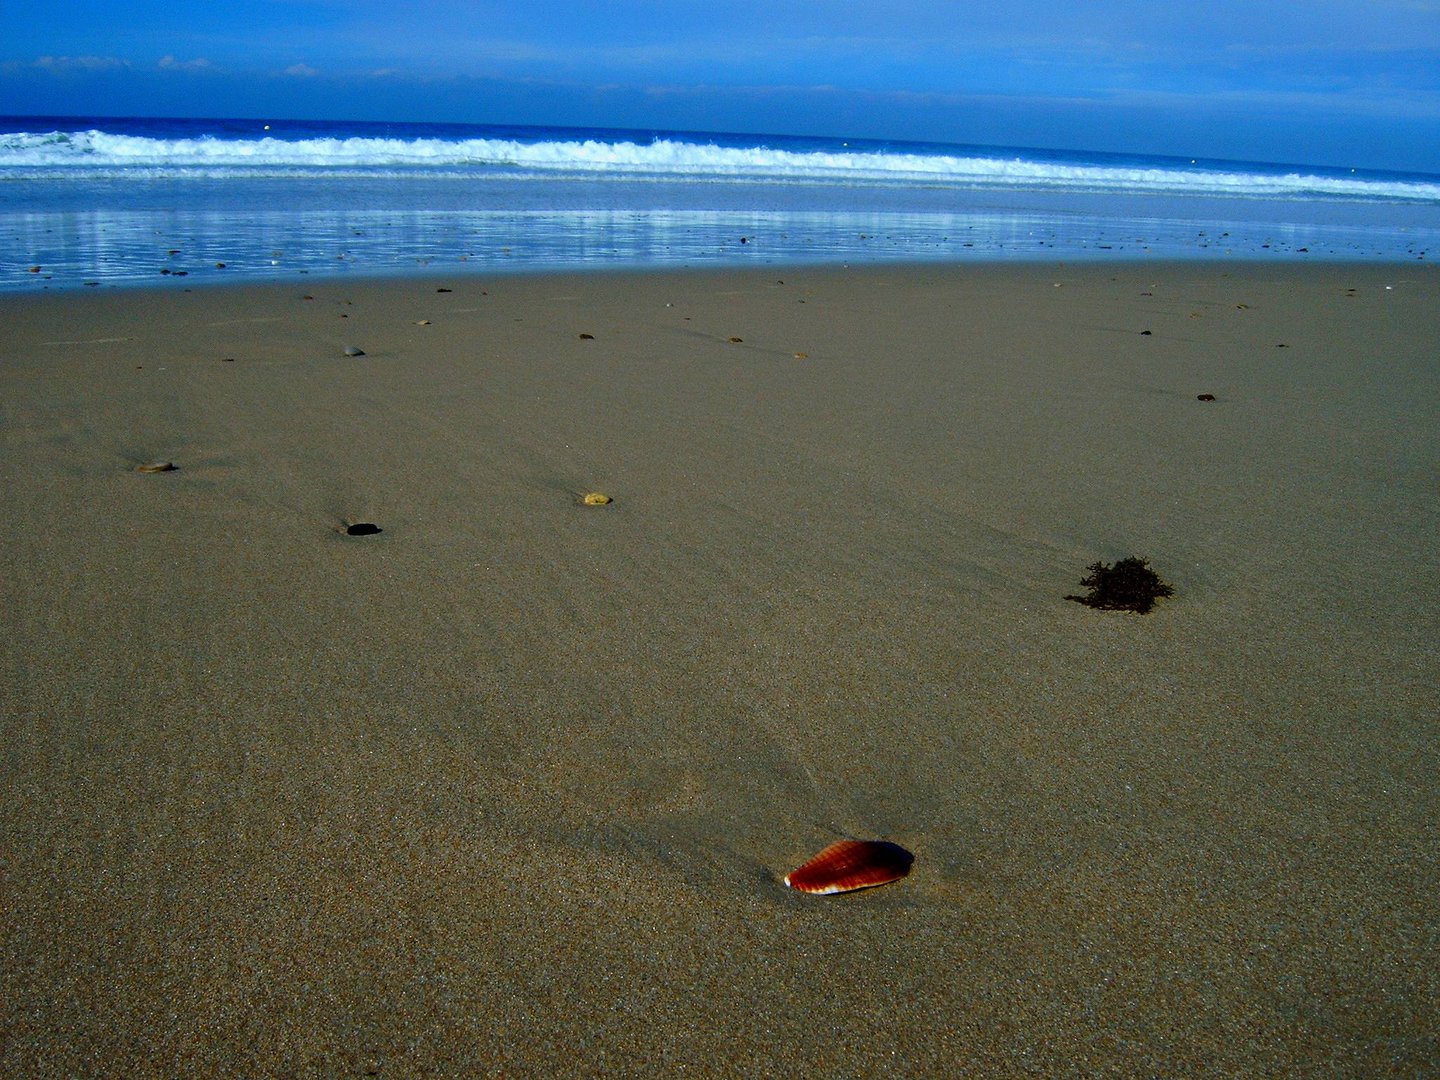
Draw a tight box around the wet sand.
[2,263,1437,1076]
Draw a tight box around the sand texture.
[2,263,1437,1076]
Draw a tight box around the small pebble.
[344,346,365,356]
[581,493,613,506]
[1197,393,1216,402]
[343,523,382,536]
[136,461,177,473]
[577,333,594,340]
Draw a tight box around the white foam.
[4,128,1439,203]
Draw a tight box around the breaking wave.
[5,127,1439,203]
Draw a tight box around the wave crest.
[3,128,1438,203]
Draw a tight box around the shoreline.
[10,242,1435,297]
[7,250,1435,297]
[3,261,1437,1075]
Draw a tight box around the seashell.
[136,461,177,473]
[580,492,612,506]
[784,839,914,895]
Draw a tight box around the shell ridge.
[784,838,914,895]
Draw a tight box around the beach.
[2,262,1437,1076]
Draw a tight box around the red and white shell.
[783,839,914,895]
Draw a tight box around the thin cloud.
[1105,83,1440,120]
[33,55,128,72]
[158,55,213,71]
[284,63,320,77]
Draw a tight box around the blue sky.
[4,0,1440,171]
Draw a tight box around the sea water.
[2,116,1437,291]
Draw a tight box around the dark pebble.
[1197,393,1216,402]
[344,523,382,536]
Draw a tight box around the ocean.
[3,115,1438,291]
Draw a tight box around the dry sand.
[2,263,1437,1076]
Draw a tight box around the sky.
[3,0,1440,172]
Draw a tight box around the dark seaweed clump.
[1066,556,1173,614]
